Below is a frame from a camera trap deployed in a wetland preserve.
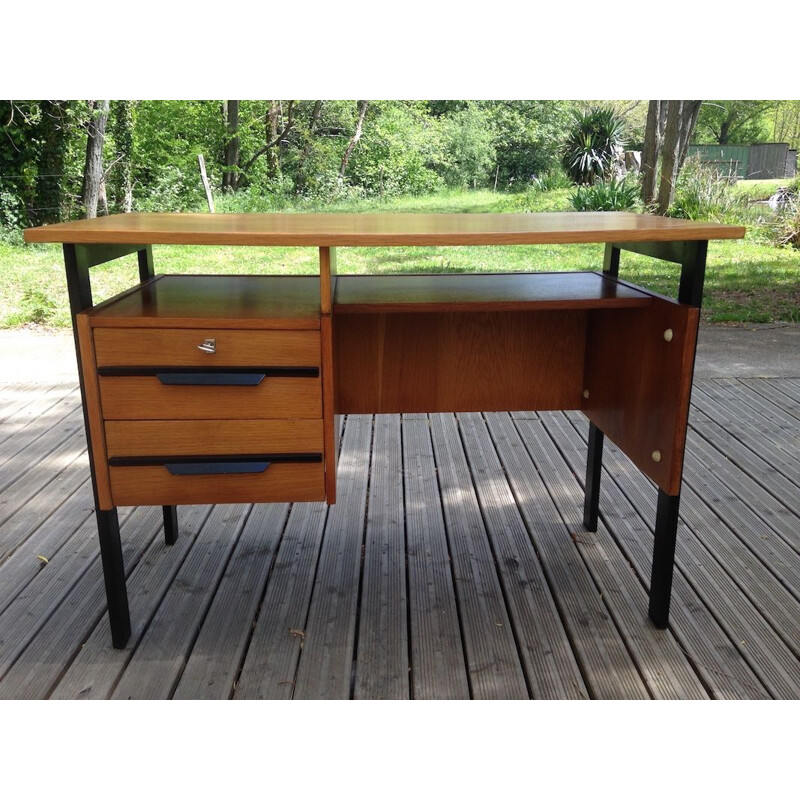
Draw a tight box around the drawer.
[93,328,320,368]
[109,461,325,506]
[99,374,322,419]
[105,419,324,458]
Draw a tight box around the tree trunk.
[34,100,69,224]
[641,100,667,206]
[266,101,280,180]
[81,100,110,219]
[222,100,240,191]
[677,100,702,173]
[339,100,369,179]
[111,100,134,212]
[296,101,323,192]
[656,101,701,214]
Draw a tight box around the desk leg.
[648,490,680,628]
[583,423,604,531]
[163,506,179,546]
[96,508,131,648]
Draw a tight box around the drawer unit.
[93,328,321,367]
[98,372,322,420]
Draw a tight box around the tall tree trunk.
[111,100,134,212]
[34,100,69,224]
[81,100,110,219]
[339,100,369,179]
[656,100,701,215]
[222,100,240,191]
[266,101,280,180]
[641,100,667,206]
[296,100,323,192]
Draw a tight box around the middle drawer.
[99,373,322,419]
[105,419,324,458]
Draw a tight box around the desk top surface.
[24,211,745,246]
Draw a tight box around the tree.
[656,100,702,214]
[81,100,110,219]
[111,100,134,212]
[340,100,369,179]
[33,101,70,224]
[222,100,240,191]
[239,100,296,180]
[640,100,702,213]
[695,100,775,145]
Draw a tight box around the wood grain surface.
[334,310,586,413]
[93,328,320,367]
[104,419,323,457]
[582,297,700,494]
[333,272,653,313]
[24,211,745,246]
[98,375,322,420]
[86,275,321,330]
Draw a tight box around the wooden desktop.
[24,212,745,648]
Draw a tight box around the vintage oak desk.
[24,212,745,648]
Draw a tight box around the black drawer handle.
[156,372,265,386]
[165,461,271,475]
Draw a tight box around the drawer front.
[99,375,322,420]
[93,328,321,367]
[105,419,324,458]
[110,461,325,506]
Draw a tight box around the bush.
[562,107,626,185]
[773,197,800,248]
[667,156,743,221]
[530,170,571,192]
[571,177,640,211]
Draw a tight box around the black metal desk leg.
[583,423,604,531]
[648,489,681,628]
[163,505,179,545]
[96,508,131,648]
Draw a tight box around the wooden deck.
[0,378,798,699]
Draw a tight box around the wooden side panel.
[582,298,700,495]
[319,246,337,315]
[105,419,323,457]
[320,315,337,503]
[333,311,586,414]
[76,313,113,510]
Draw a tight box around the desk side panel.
[333,311,586,414]
[581,299,700,495]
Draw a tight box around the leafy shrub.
[571,177,640,211]
[530,170,571,192]
[562,107,626,185]
[773,197,800,248]
[667,156,743,221]
[14,289,56,324]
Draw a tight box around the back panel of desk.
[333,310,587,413]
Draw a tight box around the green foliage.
[667,156,743,221]
[14,288,56,324]
[773,196,800,248]
[439,104,495,188]
[483,101,571,187]
[571,177,639,211]
[530,169,571,192]
[695,100,776,145]
[562,107,626,185]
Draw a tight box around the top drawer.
[93,328,321,368]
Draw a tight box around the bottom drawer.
[109,460,324,506]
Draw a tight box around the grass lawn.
[2,188,798,327]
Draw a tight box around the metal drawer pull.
[156,372,265,386]
[166,460,271,476]
[197,338,216,354]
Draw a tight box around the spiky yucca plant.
[562,107,626,185]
